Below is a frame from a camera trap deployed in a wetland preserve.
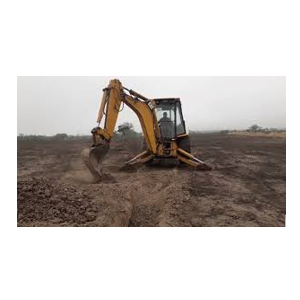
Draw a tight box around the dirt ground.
[17,133,286,227]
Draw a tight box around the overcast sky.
[17,76,286,135]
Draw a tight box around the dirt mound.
[17,178,98,226]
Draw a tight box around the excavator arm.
[82,79,160,178]
[93,79,160,153]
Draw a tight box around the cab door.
[175,101,187,136]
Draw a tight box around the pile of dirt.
[17,177,98,226]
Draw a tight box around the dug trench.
[17,133,286,227]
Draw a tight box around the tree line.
[18,123,142,141]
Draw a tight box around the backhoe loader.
[83,79,211,179]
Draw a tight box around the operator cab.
[154,98,186,140]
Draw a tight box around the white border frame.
[8,66,293,234]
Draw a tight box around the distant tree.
[54,133,68,140]
[220,130,230,134]
[248,124,262,132]
[117,122,134,136]
[261,127,270,133]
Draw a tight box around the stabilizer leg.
[177,148,212,171]
[120,151,155,171]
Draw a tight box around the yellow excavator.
[83,79,211,179]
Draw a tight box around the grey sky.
[17,76,286,135]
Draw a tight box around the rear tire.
[177,136,191,153]
[177,136,191,166]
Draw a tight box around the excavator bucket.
[82,144,110,180]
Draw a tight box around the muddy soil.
[17,134,286,227]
